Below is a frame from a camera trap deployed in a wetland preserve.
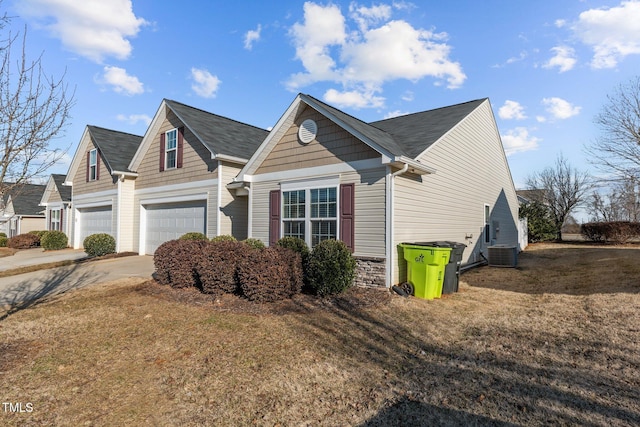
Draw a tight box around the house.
[64,125,143,251]
[127,99,269,254]
[39,174,73,237]
[0,183,47,237]
[233,94,520,288]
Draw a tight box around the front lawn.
[1,243,639,426]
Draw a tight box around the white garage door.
[145,201,206,254]
[79,206,113,245]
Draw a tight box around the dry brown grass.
[0,247,17,258]
[1,243,639,426]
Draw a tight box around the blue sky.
[6,0,640,190]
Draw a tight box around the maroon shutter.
[59,209,63,232]
[177,127,184,168]
[96,152,100,180]
[86,152,90,182]
[340,183,355,252]
[269,190,281,246]
[159,133,165,172]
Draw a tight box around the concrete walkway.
[0,248,88,271]
[0,255,155,312]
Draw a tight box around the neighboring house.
[39,174,73,238]
[0,183,47,237]
[64,125,143,250]
[234,94,520,288]
[126,99,268,254]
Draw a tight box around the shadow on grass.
[0,264,107,321]
[289,299,640,426]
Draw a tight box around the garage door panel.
[145,201,206,254]
[79,206,113,245]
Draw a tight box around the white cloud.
[190,68,221,98]
[244,24,262,50]
[101,66,144,95]
[18,0,147,63]
[501,127,540,156]
[543,46,577,72]
[116,113,152,126]
[383,110,411,119]
[498,100,527,120]
[555,19,567,28]
[324,88,384,109]
[572,1,640,68]
[542,97,581,119]
[287,2,465,108]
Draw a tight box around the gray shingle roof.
[51,174,71,202]
[302,94,487,159]
[4,183,46,216]
[165,100,269,160]
[87,126,143,173]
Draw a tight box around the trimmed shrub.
[276,236,310,282]
[83,233,116,257]
[28,230,48,240]
[196,240,251,295]
[211,234,237,243]
[0,232,6,238]
[154,239,207,288]
[238,247,303,302]
[179,232,208,241]
[307,239,356,296]
[0,236,7,247]
[40,230,68,250]
[7,233,40,249]
[242,238,266,250]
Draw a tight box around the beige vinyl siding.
[44,188,63,204]
[135,111,218,190]
[19,217,46,234]
[256,107,379,175]
[250,166,386,259]
[220,162,248,239]
[393,100,519,284]
[72,137,116,195]
[117,178,136,252]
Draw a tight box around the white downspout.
[216,160,223,236]
[246,184,253,238]
[386,163,410,288]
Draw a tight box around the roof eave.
[387,156,437,175]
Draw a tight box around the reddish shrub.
[195,240,251,295]
[238,247,303,302]
[7,233,40,249]
[581,221,640,244]
[153,239,207,288]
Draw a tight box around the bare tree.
[0,6,74,199]
[585,76,640,181]
[587,178,640,222]
[526,155,591,241]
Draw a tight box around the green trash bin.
[399,243,452,299]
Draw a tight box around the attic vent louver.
[298,119,317,144]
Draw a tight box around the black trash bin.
[414,241,466,294]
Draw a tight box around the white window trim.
[51,209,61,231]
[89,148,98,181]
[165,128,178,170]
[281,177,340,248]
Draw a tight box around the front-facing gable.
[40,174,71,206]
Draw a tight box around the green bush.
[0,232,6,238]
[211,234,237,243]
[307,239,356,296]
[196,241,251,295]
[83,233,116,257]
[7,233,40,249]
[28,230,48,239]
[242,238,266,249]
[237,247,303,302]
[40,230,68,250]
[179,232,208,241]
[276,236,310,281]
[154,239,208,288]
[0,236,7,247]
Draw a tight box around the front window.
[165,129,177,169]
[89,149,97,181]
[283,186,337,247]
[51,209,61,231]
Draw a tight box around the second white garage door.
[79,206,113,246]
[144,200,207,254]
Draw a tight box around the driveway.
[0,255,155,312]
[0,248,88,271]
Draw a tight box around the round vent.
[298,119,317,144]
